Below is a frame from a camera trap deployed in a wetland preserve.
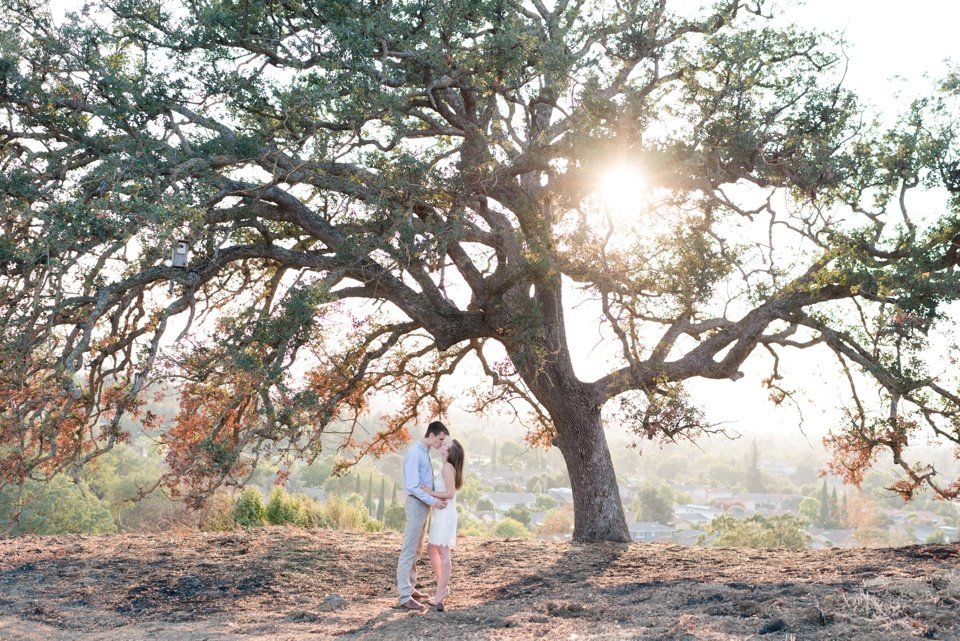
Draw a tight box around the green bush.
[535,495,557,510]
[382,504,406,531]
[319,493,380,531]
[699,514,810,549]
[494,517,531,538]
[505,506,531,527]
[265,487,311,526]
[233,487,267,527]
[202,493,237,531]
[0,477,116,535]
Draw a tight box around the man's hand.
[434,499,448,510]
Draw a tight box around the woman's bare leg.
[437,546,452,602]
[427,543,442,595]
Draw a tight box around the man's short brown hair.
[425,421,449,438]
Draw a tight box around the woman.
[421,438,464,611]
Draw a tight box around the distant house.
[628,521,676,542]
[670,529,701,546]
[482,492,537,512]
[675,504,720,521]
[712,498,747,515]
[674,512,713,530]
[721,493,798,514]
[910,524,941,544]
[546,487,573,505]
[809,528,857,548]
[667,483,731,504]
[528,511,548,528]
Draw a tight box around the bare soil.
[1,528,959,640]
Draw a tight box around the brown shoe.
[411,589,430,600]
[399,599,426,612]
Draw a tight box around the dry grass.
[1,528,958,640]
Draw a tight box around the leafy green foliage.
[0,477,116,535]
[322,494,381,532]
[233,487,267,527]
[382,503,406,532]
[265,487,312,527]
[632,484,675,524]
[493,518,532,539]
[700,514,811,549]
[504,506,532,528]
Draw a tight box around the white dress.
[427,470,458,548]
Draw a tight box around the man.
[396,420,449,611]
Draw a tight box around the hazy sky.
[782,0,956,106]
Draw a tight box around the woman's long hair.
[447,439,465,489]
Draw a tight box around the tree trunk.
[550,400,631,543]
[501,272,630,543]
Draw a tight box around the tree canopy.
[2,0,960,541]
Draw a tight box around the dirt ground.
[1,528,959,640]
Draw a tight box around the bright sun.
[598,163,645,223]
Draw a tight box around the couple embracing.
[396,421,465,612]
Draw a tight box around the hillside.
[1,529,958,640]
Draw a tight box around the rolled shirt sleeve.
[403,444,437,506]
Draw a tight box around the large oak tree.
[2,0,960,541]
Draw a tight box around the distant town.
[282,425,960,549]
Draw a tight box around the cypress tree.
[366,473,374,514]
[829,487,839,527]
[818,480,830,527]
[747,439,764,493]
[377,477,386,521]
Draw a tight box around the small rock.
[528,615,550,623]
[759,618,786,635]
[318,594,346,611]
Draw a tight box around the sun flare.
[598,163,645,222]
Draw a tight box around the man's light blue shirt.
[403,442,437,506]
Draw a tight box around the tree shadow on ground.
[333,540,631,638]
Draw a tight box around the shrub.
[232,487,266,527]
[382,504,406,532]
[505,505,531,527]
[265,487,311,526]
[699,514,810,549]
[0,477,116,535]
[494,517,531,538]
[535,495,557,510]
[323,493,380,532]
[202,493,236,531]
[538,506,574,538]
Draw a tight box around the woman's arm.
[420,485,442,498]
[422,463,456,499]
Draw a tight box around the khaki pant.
[396,496,431,603]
